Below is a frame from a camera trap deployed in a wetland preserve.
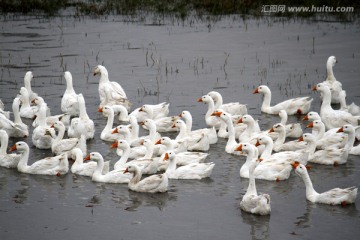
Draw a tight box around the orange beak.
[171,124,177,129]
[312,86,317,91]
[305,165,311,170]
[197,97,203,102]
[255,140,261,147]
[253,88,259,94]
[303,115,309,121]
[97,107,103,112]
[235,144,242,152]
[84,154,91,161]
[110,141,118,149]
[237,118,243,124]
[306,122,313,128]
[140,121,145,126]
[50,123,55,128]
[9,144,17,152]
[163,153,169,161]
[337,127,344,133]
[268,127,274,133]
[123,168,129,173]
[298,136,304,142]
[291,161,300,169]
[155,139,161,145]
[112,128,118,134]
[211,111,222,117]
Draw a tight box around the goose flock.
[0,56,359,216]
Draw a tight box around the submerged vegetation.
[0,0,359,20]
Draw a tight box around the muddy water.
[0,15,360,240]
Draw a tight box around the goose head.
[298,133,316,143]
[253,85,270,94]
[9,141,29,153]
[114,140,130,150]
[312,83,330,94]
[207,91,221,102]
[172,119,185,129]
[31,96,45,106]
[84,152,103,162]
[51,121,65,130]
[257,135,273,147]
[179,110,191,119]
[142,139,154,148]
[269,123,285,133]
[24,71,33,82]
[337,124,355,134]
[163,151,176,161]
[93,65,108,76]
[303,111,321,121]
[99,105,113,116]
[292,163,308,177]
[197,95,212,104]
[239,115,255,125]
[142,119,156,129]
[139,105,153,115]
[123,164,140,174]
[327,56,337,67]
[235,142,255,154]
[156,137,171,146]
[112,125,129,135]
[64,71,72,81]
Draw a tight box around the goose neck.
[344,130,356,151]
[301,170,319,200]
[260,141,273,159]
[261,90,272,110]
[129,168,142,185]
[12,99,22,124]
[326,62,335,82]
[0,135,8,155]
[18,146,30,170]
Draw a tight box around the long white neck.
[24,79,32,95]
[37,104,48,127]
[345,129,356,151]
[147,123,158,142]
[300,170,319,201]
[104,111,114,131]
[175,122,188,140]
[12,98,23,124]
[213,94,223,109]
[240,147,258,177]
[78,97,90,121]
[116,145,130,167]
[205,99,215,121]
[274,128,286,147]
[245,163,258,197]
[54,125,65,142]
[224,117,237,149]
[129,168,142,185]
[17,146,30,171]
[326,60,336,82]
[65,76,76,94]
[165,156,177,174]
[20,91,31,108]
[319,89,333,115]
[94,156,104,175]
[280,113,287,125]
[130,117,139,140]
[260,140,273,159]
[72,149,84,166]
[0,134,8,155]
[183,114,193,133]
[338,91,347,110]
[99,70,109,85]
[261,90,272,110]
[312,124,325,140]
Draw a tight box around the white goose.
[179,110,218,144]
[253,85,313,115]
[68,94,95,140]
[207,91,248,116]
[93,65,131,110]
[32,97,70,129]
[212,111,241,155]
[237,115,261,143]
[124,164,168,193]
[98,106,122,142]
[292,162,357,205]
[197,94,223,129]
[306,120,345,150]
[339,90,360,116]
[111,104,130,121]
[139,105,179,132]
[240,157,271,215]
[321,56,343,104]
[86,152,131,184]
[70,148,109,177]
[32,102,56,149]
[19,87,38,119]
[269,123,306,152]
[23,71,38,101]
[278,110,303,138]
[313,83,360,130]
[236,143,293,181]
[50,121,86,157]
[0,130,21,168]
[302,125,355,165]
[61,71,79,117]
[0,97,28,138]
[10,141,69,176]
[112,140,147,168]
[129,102,169,122]
[164,151,215,180]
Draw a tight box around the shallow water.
[0,15,360,240]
